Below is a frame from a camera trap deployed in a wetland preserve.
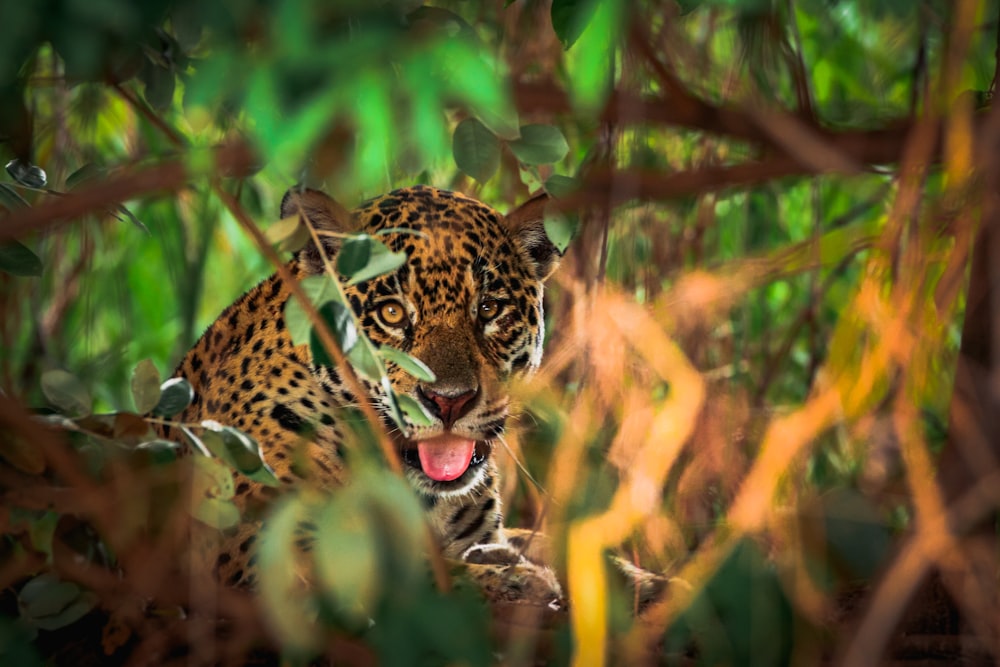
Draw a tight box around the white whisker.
[495,433,547,495]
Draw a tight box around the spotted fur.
[160,185,562,604]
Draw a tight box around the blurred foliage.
[1,0,997,665]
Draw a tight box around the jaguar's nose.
[417,386,478,428]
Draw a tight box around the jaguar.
[159,184,564,605]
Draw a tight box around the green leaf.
[311,300,359,367]
[65,164,104,190]
[285,275,343,346]
[551,0,602,49]
[265,215,302,245]
[130,359,161,414]
[380,375,407,429]
[0,241,42,277]
[113,205,150,234]
[201,421,279,486]
[32,594,98,631]
[397,393,434,427]
[378,346,436,382]
[18,574,96,631]
[191,453,235,500]
[476,106,521,141]
[0,183,29,210]
[40,370,92,417]
[452,118,501,183]
[543,214,578,255]
[192,497,241,530]
[518,166,543,192]
[135,439,182,464]
[348,339,386,381]
[5,159,46,188]
[179,425,211,458]
[153,377,194,417]
[337,235,373,279]
[363,468,426,566]
[19,575,77,618]
[340,236,407,286]
[508,124,570,165]
[542,177,579,253]
[544,174,580,198]
[141,63,175,111]
[258,497,319,652]
[314,491,381,622]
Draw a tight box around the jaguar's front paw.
[462,543,564,609]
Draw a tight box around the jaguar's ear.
[280,187,354,274]
[503,193,563,282]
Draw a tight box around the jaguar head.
[282,185,561,497]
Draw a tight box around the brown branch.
[0,140,257,243]
[514,77,972,169]
[562,156,804,212]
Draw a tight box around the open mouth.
[398,434,490,482]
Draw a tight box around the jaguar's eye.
[479,299,502,323]
[377,300,408,328]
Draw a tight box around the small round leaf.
[508,124,570,165]
[40,370,92,417]
[18,574,95,631]
[544,213,578,254]
[452,117,500,183]
[153,377,194,417]
[130,359,161,414]
[201,421,279,486]
[135,439,182,464]
[5,159,47,188]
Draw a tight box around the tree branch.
[514,80,966,169]
[0,141,257,243]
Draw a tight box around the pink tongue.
[417,435,476,482]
